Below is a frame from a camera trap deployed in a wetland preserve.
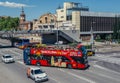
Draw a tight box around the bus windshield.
[71,56,86,64]
[80,46,87,55]
[18,39,29,43]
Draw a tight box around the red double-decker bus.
[23,45,89,69]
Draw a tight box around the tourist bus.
[23,45,89,69]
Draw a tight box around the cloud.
[0,1,32,8]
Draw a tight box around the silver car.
[1,54,15,63]
[27,67,48,83]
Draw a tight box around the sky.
[0,0,120,21]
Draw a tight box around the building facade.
[55,2,120,40]
[33,13,57,30]
[56,2,89,30]
[19,7,33,30]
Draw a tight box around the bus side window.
[41,55,46,60]
[40,55,44,60]
[62,56,70,62]
[54,56,58,62]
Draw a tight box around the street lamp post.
[56,9,59,47]
[90,22,96,50]
[56,22,59,46]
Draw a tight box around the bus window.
[61,56,70,62]
[79,46,87,55]
[71,56,84,63]
[24,39,29,42]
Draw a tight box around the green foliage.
[96,35,101,40]
[69,42,78,47]
[85,45,92,49]
[105,34,112,40]
[0,17,19,31]
[69,42,92,49]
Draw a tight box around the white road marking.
[49,77,61,83]
[68,72,96,83]
[7,49,22,56]
[88,69,120,82]
[58,69,96,83]
[17,61,24,65]
[92,54,120,65]
[93,65,120,75]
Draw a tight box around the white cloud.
[0,1,30,8]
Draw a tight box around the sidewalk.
[81,41,120,53]
[94,42,120,53]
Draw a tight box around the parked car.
[26,67,48,83]
[55,41,63,45]
[87,49,95,56]
[1,54,15,63]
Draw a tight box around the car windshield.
[34,69,43,74]
[5,55,12,58]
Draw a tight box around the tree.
[105,34,112,41]
[95,35,101,40]
[0,17,19,31]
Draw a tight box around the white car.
[1,54,15,63]
[26,67,48,83]
[55,41,63,45]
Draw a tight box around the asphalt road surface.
[0,39,120,83]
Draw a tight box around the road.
[0,39,120,83]
[0,38,11,46]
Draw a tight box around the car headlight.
[35,77,41,81]
[37,77,40,79]
[36,77,42,80]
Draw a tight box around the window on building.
[61,16,64,18]
[61,10,64,12]
[43,25,48,28]
[50,25,54,28]
[45,17,48,23]
[40,20,42,23]
[38,26,42,29]
[67,10,72,15]
[67,15,72,20]
[51,19,54,23]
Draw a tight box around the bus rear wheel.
[68,64,72,69]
